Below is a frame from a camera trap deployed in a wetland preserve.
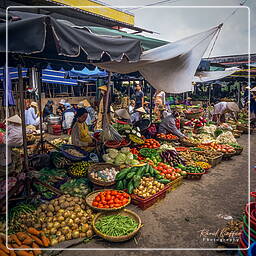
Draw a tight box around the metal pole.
[37,68,44,154]
[150,83,153,122]
[18,65,28,170]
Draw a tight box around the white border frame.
[5,5,251,251]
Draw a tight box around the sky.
[100,0,256,57]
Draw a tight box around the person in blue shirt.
[25,102,39,126]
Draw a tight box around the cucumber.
[127,180,134,194]
[157,179,170,184]
[115,168,131,181]
[116,180,124,189]
[126,171,136,180]
[137,165,146,177]
[145,164,150,174]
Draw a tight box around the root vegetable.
[0,249,9,256]
[40,235,50,247]
[65,233,72,240]
[27,228,40,236]
[29,235,43,247]
[10,235,21,246]
[71,231,80,239]
[0,244,9,254]
[58,236,65,243]
[50,238,58,246]
[32,242,42,256]
[22,237,33,245]
[86,230,93,238]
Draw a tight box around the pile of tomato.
[210,143,235,154]
[157,133,178,140]
[154,163,186,181]
[141,139,160,149]
[92,190,130,209]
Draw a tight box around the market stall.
[0,9,249,253]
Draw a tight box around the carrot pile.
[0,228,49,256]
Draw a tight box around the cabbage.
[106,149,119,159]
[125,158,132,165]
[102,154,112,162]
[114,153,126,165]
[120,147,130,154]
[106,159,114,164]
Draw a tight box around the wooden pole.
[103,72,112,129]
[37,68,44,154]
[18,65,28,170]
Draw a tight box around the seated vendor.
[115,109,131,124]
[130,107,146,124]
[158,110,186,139]
[71,108,94,151]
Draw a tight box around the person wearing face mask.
[71,108,94,151]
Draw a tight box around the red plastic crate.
[130,185,169,210]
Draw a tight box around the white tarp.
[193,67,240,83]
[97,25,221,93]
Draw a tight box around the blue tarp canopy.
[0,67,78,86]
[69,67,108,78]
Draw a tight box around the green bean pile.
[95,215,138,237]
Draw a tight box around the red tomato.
[106,195,111,201]
[95,196,101,201]
[109,204,114,208]
[92,202,98,207]
[111,191,118,196]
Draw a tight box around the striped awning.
[0,67,78,86]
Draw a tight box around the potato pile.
[133,177,165,198]
[35,195,94,245]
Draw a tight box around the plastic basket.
[234,147,243,155]
[60,144,89,161]
[206,154,223,167]
[166,177,183,193]
[131,185,169,210]
[185,171,205,179]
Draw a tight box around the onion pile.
[90,167,119,182]
[133,177,165,198]
[35,195,94,245]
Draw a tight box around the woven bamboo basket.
[92,209,142,242]
[88,163,120,187]
[85,189,131,211]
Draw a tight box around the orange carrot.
[10,235,22,246]
[16,233,29,242]
[31,243,41,256]
[9,249,16,256]
[40,234,49,247]
[0,243,9,254]
[22,238,33,246]
[16,250,33,256]
[0,249,9,256]
[20,245,30,249]
[27,229,40,237]
[28,236,43,247]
